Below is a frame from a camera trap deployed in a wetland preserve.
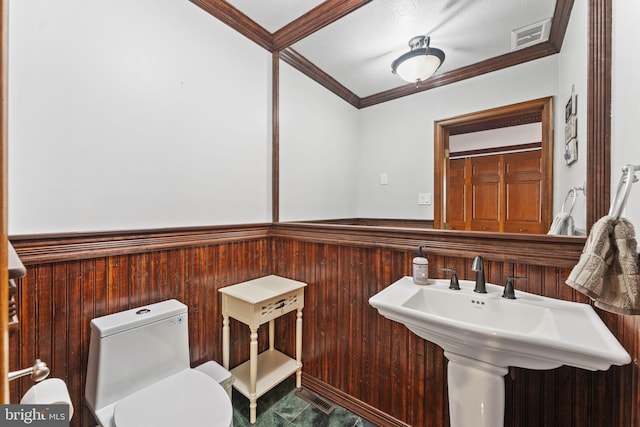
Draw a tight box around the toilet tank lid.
[90,299,187,338]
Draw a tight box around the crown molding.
[192,0,573,107]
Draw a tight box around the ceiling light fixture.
[391,35,445,86]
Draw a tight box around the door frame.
[434,96,553,231]
[0,0,9,402]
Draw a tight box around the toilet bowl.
[85,299,232,427]
[113,369,229,426]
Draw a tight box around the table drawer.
[256,290,303,324]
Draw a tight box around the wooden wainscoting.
[270,223,638,427]
[7,223,640,427]
[9,224,274,427]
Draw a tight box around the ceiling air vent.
[511,18,552,50]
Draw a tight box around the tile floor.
[231,378,378,427]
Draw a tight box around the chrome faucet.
[471,256,486,293]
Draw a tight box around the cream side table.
[219,275,307,424]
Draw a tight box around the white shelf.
[230,349,298,399]
[221,275,306,423]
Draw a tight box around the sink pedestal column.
[445,352,508,427]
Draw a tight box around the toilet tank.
[85,299,191,413]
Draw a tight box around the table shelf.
[230,349,298,400]
[220,275,306,424]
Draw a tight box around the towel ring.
[561,189,576,215]
[609,164,640,218]
[561,186,584,215]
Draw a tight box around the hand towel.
[566,216,614,297]
[566,216,640,315]
[548,212,576,236]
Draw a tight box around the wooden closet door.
[445,150,545,233]
[470,156,502,232]
[503,150,544,233]
[446,158,469,230]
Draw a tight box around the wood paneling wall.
[271,231,637,427]
[9,226,273,426]
[8,224,640,427]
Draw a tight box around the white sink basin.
[369,276,630,427]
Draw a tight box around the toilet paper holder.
[8,359,50,382]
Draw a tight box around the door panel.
[446,150,545,233]
[446,159,468,230]
[470,156,501,231]
[504,151,544,233]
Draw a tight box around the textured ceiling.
[226,0,557,97]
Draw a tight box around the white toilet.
[85,299,233,427]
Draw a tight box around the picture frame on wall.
[565,115,577,143]
[564,138,578,165]
[565,96,573,122]
[564,89,578,146]
[565,89,577,121]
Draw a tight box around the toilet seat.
[113,369,232,427]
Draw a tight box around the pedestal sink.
[369,276,631,427]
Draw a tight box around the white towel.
[548,212,575,236]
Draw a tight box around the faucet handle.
[442,268,460,290]
[503,276,527,300]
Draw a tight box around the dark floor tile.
[232,378,297,411]
[271,390,309,422]
[357,418,379,427]
[232,410,251,427]
[258,378,297,408]
[290,405,362,427]
[234,402,297,427]
[256,408,296,426]
[230,376,370,427]
[232,389,249,412]
[232,378,300,426]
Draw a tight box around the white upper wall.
[8,0,272,234]
[450,123,541,153]
[279,62,359,222]
[554,0,587,233]
[612,1,640,229]
[279,4,588,224]
[356,56,558,220]
[278,3,589,224]
[8,0,610,233]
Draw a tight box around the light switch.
[380,174,388,185]
[418,192,431,205]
